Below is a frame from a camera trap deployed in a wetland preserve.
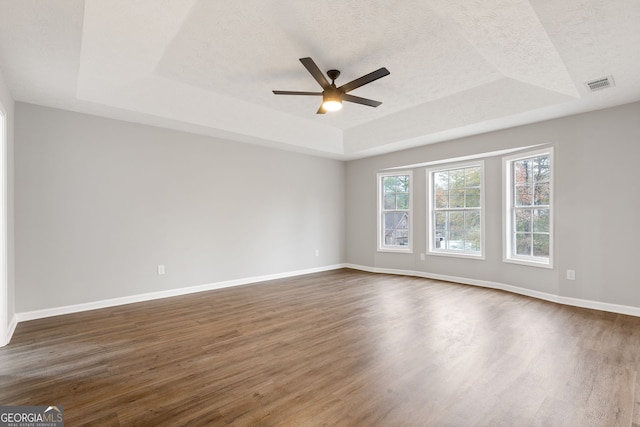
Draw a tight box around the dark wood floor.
[1,269,639,426]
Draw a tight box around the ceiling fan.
[273,57,390,114]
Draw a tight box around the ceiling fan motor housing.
[327,69,341,83]
[323,86,342,102]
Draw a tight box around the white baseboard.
[6,314,17,343]
[0,314,17,347]
[15,264,345,323]
[11,262,639,342]
[344,263,640,317]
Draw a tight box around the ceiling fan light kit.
[322,98,342,112]
[273,57,390,114]
[322,83,343,111]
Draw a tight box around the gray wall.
[346,101,640,308]
[15,103,345,312]
[0,71,14,338]
[13,100,640,315]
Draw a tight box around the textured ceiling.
[0,0,639,159]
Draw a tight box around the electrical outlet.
[420,253,425,261]
[158,265,165,275]
[566,269,575,280]
[315,249,319,257]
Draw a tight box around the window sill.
[378,247,413,254]
[503,257,553,269]
[428,251,485,260]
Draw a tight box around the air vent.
[585,76,615,92]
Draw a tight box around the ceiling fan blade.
[273,90,323,96]
[316,104,327,114]
[300,57,330,89]
[338,67,390,93]
[342,94,382,107]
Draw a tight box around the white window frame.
[503,147,554,268]
[377,171,413,253]
[427,161,485,260]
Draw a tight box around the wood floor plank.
[1,269,639,426]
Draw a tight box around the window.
[427,162,484,258]
[503,148,553,267]
[378,171,412,252]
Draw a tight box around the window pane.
[383,176,397,193]
[386,229,409,246]
[435,211,447,232]
[533,233,549,257]
[434,172,448,191]
[449,211,464,233]
[465,187,480,207]
[434,212,447,249]
[396,193,409,210]
[450,189,465,208]
[384,233,393,245]
[464,210,481,230]
[465,211,481,253]
[465,229,481,252]
[515,233,532,256]
[448,231,465,250]
[515,184,532,206]
[515,209,531,232]
[435,190,448,209]
[386,229,406,246]
[384,212,408,230]
[465,167,481,187]
[384,212,409,247]
[450,169,465,189]
[384,194,396,210]
[534,156,550,182]
[397,175,409,192]
[533,209,549,232]
[514,160,531,185]
[534,182,550,205]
